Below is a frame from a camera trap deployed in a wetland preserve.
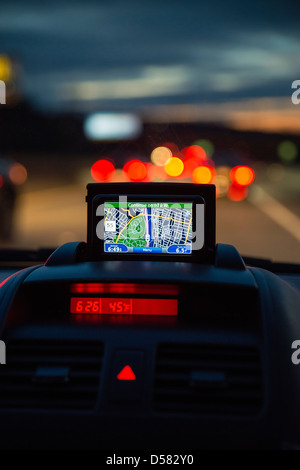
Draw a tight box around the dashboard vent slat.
[154,343,263,416]
[0,340,104,410]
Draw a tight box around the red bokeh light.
[124,160,148,182]
[91,159,115,182]
[183,145,207,163]
[179,145,208,178]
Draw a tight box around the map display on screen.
[103,201,193,254]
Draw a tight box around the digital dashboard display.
[103,201,193,254]
[70,297,178,316]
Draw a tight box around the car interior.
[0,181,300,451]
[0,0,300,454]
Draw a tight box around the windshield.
[0,0,299,263]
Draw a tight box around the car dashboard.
[0,240,300,451]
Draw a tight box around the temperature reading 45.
[109,301,132,314]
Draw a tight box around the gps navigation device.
[86,183,215,262]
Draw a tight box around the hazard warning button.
[108,350,144,403]
[117,365,136,381]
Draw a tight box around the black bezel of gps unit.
[86,183,215,263]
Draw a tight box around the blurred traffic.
[0,0,300,265]
[0,50,299,263]
[88,143,256,203]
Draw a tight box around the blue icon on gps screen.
[167,245,192,254]
[105,243,128,253]
[133,247,162,253]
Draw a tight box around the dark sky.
[1,0,300,112]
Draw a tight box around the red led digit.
[104,298,132,314]
[70,298,101,314]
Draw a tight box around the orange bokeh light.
[230,166,255,187]
[164,157,184,177]
[192,166,216,184]
[91,159,115,182]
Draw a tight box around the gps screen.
[103,201,193,254]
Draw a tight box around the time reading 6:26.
[70,297,132,314]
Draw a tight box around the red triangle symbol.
[117,365,136,381]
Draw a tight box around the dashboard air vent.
[0,340,104,410]
[154,343,263,416]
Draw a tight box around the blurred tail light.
[9,163,27,185]
[124,160,148,182]
[91,159,115,182]
[192,166,216,184]
[230,166,255,187]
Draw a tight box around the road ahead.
[5,169,300,264]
